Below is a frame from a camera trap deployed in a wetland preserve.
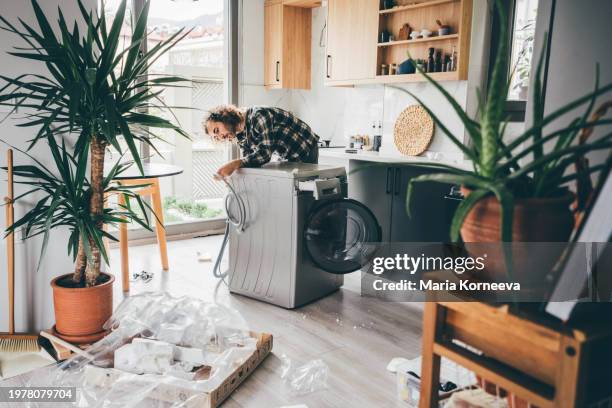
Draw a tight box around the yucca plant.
[0,0,189,286]
[403,0,612,242]
[5,134,155,275]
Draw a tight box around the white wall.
[0,0,97,333]
[240,0,491,162]
[531,0,612,168]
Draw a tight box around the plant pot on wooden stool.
[460,187,575,289]
[50,273,114,344]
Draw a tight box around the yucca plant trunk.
[72,137,106,287]
[72,239,86,284]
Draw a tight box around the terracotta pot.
[460,187,574,242]
[460,187,575,286]
[51,273,114,344]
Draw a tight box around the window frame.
[105,0,239,243]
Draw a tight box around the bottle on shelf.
[451,46,458,72]
[434,49,443,72]
[443,54,451,72]
[427,47,435,73]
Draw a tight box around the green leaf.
[30,0,59,47]
[96,0,126,84]
[122,0,150,78]
[480,0,510,177]
[531,43,545,180]
[488,184,514,242]
[116,115,144,174]
[408,59,482,146]
[509,139,612,181]
[37,188,64,270]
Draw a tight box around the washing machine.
[225,162,381,308]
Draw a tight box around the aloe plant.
[403,0,612,242]
[0,0,189,286]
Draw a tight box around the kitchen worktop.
[319,148,472,170]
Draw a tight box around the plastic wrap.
[279,355,328,396]
[395,356,476,407]
[27,292,255,407]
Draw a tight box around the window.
[101,0,235,238]
[488,0,539,122]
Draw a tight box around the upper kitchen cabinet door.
[325,0,378,84]
[264,1,312,89]
[264,1,283,88]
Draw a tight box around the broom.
[0,149,39,353]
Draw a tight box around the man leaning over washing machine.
[203,104,320,178]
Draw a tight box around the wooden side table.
[419,299,612,407]
[105,163,183,292]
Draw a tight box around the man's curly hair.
[203,105,244,135]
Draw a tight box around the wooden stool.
[419,300,612,407]
[104,163,183,292]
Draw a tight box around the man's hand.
[215,159,243,179]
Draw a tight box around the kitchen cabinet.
[325,0,379,84]
[349,161,457,243]
[324,0,473,86]
[349,162,394,241]
[388,166,455,242]
[264,1,312,89]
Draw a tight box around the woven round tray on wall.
[393,105,434,156]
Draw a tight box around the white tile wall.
[380,82,467,160]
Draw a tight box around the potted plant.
[0,0,189,342]
[401,1,612,280]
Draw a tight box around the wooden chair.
[104,163,183,292]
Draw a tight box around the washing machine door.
[304,198,381,274]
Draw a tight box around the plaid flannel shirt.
[236,107,319,167]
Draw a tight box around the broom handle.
[6,149,14,334]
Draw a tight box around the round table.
[108,163,183,180]
[104,163,183,292]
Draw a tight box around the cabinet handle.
[386,167,393,194]
[275,61,280,82]
[326,55,332,78]
[394,168,401,196]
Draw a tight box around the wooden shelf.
[324,71,460,86]
[379,0,459,15]
[282,0,322,8]
[377,34,458,47]
[375,71,458,83]
[324,0,471,87]
[433,341,555,407]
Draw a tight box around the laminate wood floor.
[2,235,424,408]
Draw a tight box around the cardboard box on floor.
[84,332,273,408]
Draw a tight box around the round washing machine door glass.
[304,198,381,274]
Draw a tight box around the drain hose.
[213,176,246,280]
